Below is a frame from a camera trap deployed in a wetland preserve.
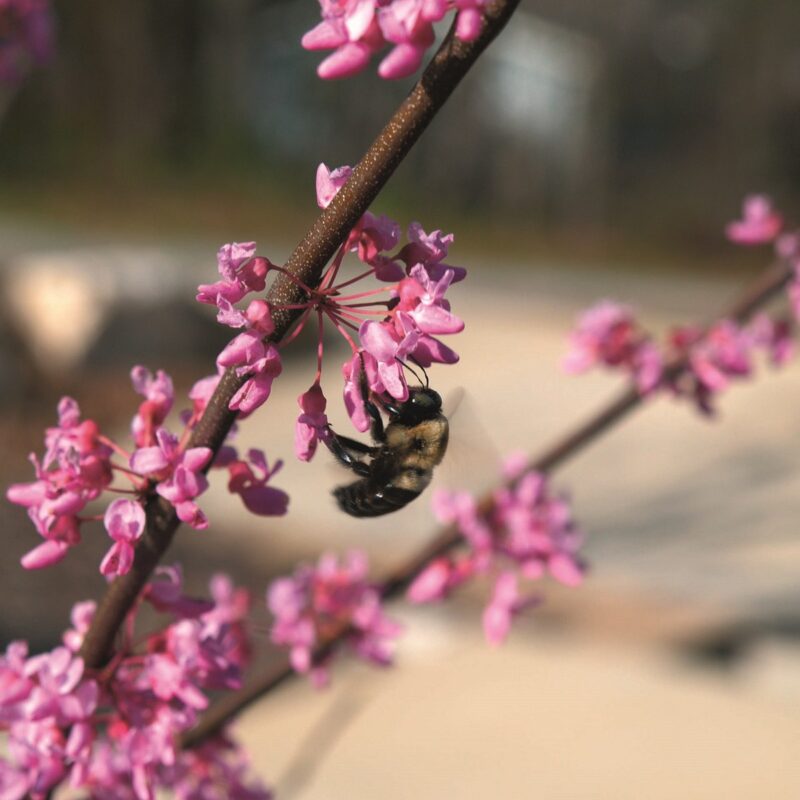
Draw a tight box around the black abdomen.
[333,479,420,517]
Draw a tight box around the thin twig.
[181,258,794,747]
[78,0,522,671]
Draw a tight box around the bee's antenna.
[397,358,427,387]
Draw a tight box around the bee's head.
[393,387,442,423]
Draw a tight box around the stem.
[181,258,794,748]
[77,0,523,671]
[321,244,349,290]
[333,267,379,291]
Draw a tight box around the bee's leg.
[335,434,379,456]
[380,399,402,416]
[324,432,372,477]
[365,399,386,443]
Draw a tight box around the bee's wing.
[437,388,500,498]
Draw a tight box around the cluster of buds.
[267,551,402,686]
[563,196,797,414]
[6,367,288,575]
[0,570,270,800]
[302,0,489,80]
[408,455,585,645]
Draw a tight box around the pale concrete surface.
[237,600,800,799]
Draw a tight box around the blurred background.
[2,0,800,796]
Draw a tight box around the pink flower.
[396,265,464,335]
[302,0,386,80]
[747,313,794,367]
[482,572,537,646]
[0,575,268,799]
[268,551,402,684]
[726,195,783,245]
[687,320,752,393]
[131,429,213,528]
[359,319,418,400]
[376,0,438,79]
[295,383,331,462]
[453,0,487,40]
[406,558,453,603]
[348,212,401,271]
[315,163,352,208]
[197,242,271,328]
[411,461,585,644]
[217,331,283,415]
[398,222,467,282]
[342,352,371,432]
[563,301,663,395]
[143,565,214,618]
[187,372,222,421]
[7,398,113,569]
[18,516,80,570]
[100,499,146,578]
[226,450,289,516]
[155,446,214,530]
[62,601,96,653]
[130,367,174,448]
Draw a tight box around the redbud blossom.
[130,367,174,448]
[268,551,402,686]
[295,383,331,461]
[687,320,752,393]
[7,398,112,569]
[316,162,352,208]
[217,331,283,415]
[302,0,386,80]
[342,352,371,432]
[408,456,585,645]
[748,313,794,366]
[197,242,270,311]
[482,571,541,647]
[131,429,213,529]
[303,0,489,80]
[563,301,663,394]
[376,0,438,79]
[725,194,783,245]
[0,576,267,798]
[100,498,146,578]
[226,449,289,516]
[398,222,467,282]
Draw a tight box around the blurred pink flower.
[726,195,783,245]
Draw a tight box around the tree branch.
[78,0,522,670]
[181,258,794,747]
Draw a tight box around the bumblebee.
[325,381,449,517]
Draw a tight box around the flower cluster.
[7,367,288,575]
[563,195,798,414]
[562,300,662,393]
[0,0,53,86]
[200,164,466,462]
[564,301,794,414]
[725,194,800,325]
[267,551,402,686]
[0,570,270,800]
[408,455,585,645]
[197,243,282,416]
[302,0,488,80]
